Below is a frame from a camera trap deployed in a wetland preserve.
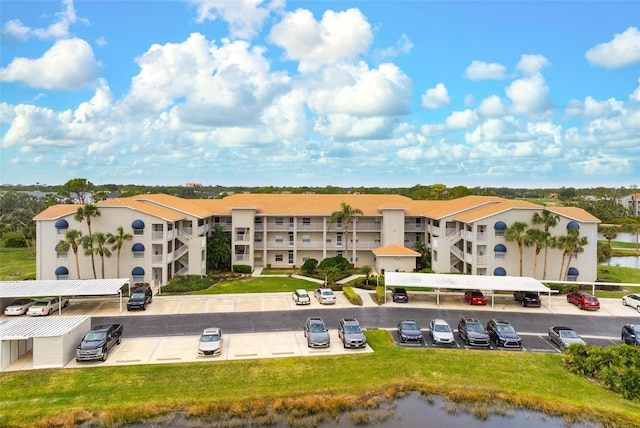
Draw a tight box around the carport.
[384,272,553,307]
[0,315,90,371]
[0,278,130,314]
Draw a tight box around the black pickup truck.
[76,324,124,362]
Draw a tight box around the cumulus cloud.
[477,95,507,117]
[585,26,640,69]
[517,54,550,75]
[375,34,413,59]
[464,60,506,80]
[420,83,452,109]
[505,73,552,116]
[0,38,101,90]
[268,8,372,72]
[444,109,478,131]
[1,0,80,40]
[187,0,283,40]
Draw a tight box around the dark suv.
[458,317,490,347]
[622,324,640,346]
[127,286,153,311]
[338,318,367,349]
[513,291,541,307]
[486,319,522,348]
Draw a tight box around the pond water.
[603,256,640,269]
[598,232,638,244]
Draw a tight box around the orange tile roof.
[372,244,420,256]
[33,205,78,220]
[98,198,185,221]
[455,200,541,222]
[420,195,505,219]
[129,194,215,218]
[545,206,601,223]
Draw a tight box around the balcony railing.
[152,231,164,241]
[235,254,250,261]
[354,223,381,231]
[404,224,424,231]
[296,223,324,231]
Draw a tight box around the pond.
[602,256,640,269]
[598,232,638,244]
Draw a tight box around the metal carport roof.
[0,278,130,313]
[0,315,90,340]
[384,272,552,307]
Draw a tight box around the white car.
[292,289,311,305]
[26,297,69,316]
[3,298,36,316]
[429,319,455,345]
[314,288,336,304]
[622,294,640,313]
[198,327,223,357]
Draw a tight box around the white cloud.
[505,73,552,116]
[464,60,506,80]
[444,109,478,131]
[1,0,80,40]
[631,78,640,101]
[585,26,640,69]
[268,8,372,72]
[187,0,283,40]
[375,34,413,59]
[517,54,550,75]
[420,83,452,109]
[477,95,506,118]
[0,38,101,90]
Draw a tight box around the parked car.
[513,291,541,307]
[397,320,423,344]
[457,317,490,347]
[26,297,69,316]
[486,318,522,348]
[198,327,223,357]
[622,294,640,313]
[392,287,409,303]
[76,324,123,362]
[621,324,640,346]
[3,298,36,316]
[566,291,600,311]
[127,286,153,311]
[464,290,487,305]
[548,326,586,349]
[292,289,311,305]
[429,319,455,345]
[314,288,336,305]
[337,318,367,349]
[304,317,330,348]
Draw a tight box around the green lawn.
[0,331,638,428]
[190,276,321,295]
[0,237,36,281]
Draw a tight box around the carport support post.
[436,288,440,306]
[119,290,122,313]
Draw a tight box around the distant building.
[617,193,640,216]
[185,183,202,188]
[34,193,600,286]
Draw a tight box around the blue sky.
[1,0,639,188]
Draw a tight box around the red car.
[464,290,487,305]
[567,291,600,311]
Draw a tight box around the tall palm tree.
[504,221,529,276]
[84,232,112,279]
[329,202,363,262]
[75,204,101,279]
[360,265,373,286]
[107,226,133,278]
[207,225,231,271]
[531,210,560,279]
[57,229,83,279]
[556,229,589,280]
[524,228,549,279]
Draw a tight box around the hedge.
[342,286,362,306]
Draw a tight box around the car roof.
[432,318,448,324]
[202,327,221,334]
[342,318,359,324]
[463,317,481,323]
[308,317,324,322]
[491,319,510,324]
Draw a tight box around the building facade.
[34,193,601,285]
[617,193,640,216]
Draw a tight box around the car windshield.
[201,334,220,342]
[395,289,406,294]
[560,330,579,338]
[344,325,362,334]
[470,292,483,297]
[309,324,327,333]
[84,332,107,341]
[131,293,146,299]
[322,290,334,296]
[585,297,597,302]
[467,322,484,331]
[497,325,515,333]
[401,322,419,330]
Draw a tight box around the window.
[255,234,262,242]
[326,237,332,243]
[275,254,283,262]
[134,252,144,259]
[495,230,504,237]
[288,251,294,264]
[374,235,381,243]
[57,251,68,259]
[302,217,311,225]
[275,217,283,225]
[289,233,294,246]
[495,253,505,260]
[275,234,283,243]
[255,217,262,224]
[134,229,144,236]
[302,234,311,243]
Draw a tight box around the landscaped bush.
[545,282,579,294]
[318,256,350,273]
[3,237,27,248]
[376,286,386,305]
[301,259,318,275]
[342,286,362,306]
[563,344,640,401]
[233,264,252,274]
[161,275,213,293]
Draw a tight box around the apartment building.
[34,193,600,285]
[617,193,640,216]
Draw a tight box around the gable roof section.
[33,204,78,220]
[546,206,601,223]
[126,194,216,218]
[420,195,505,219]
[454,200,541,223]
[372,244,420,256]
[98,198,185,221]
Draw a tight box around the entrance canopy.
[384,272,551,307]
[0,278,130,313]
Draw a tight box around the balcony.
[234,254,250,261]
[354,223,381,231]
[296,223,324,231]
[404,223,424,232]
[152,231,164,241]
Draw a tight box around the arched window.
[494,267,506,276]
[55,266,69,280]
[55,219,69,235]
[132,266,145,283]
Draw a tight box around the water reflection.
[603,256,640,269]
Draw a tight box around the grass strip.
[1,331,639,427]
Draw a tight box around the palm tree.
[207,225,231,271]
[531,210,560,279]
[84,232,112,279]
[57,229,83,279]
[524,228,549,279]
[504,221,529,276]
[75,204,101,279]
[556,229,588,280]
[360,265,373,286]
[107,226,133,278]
[601,227,618,246]
[329,202,363,262]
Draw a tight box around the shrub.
[376,286,386,305]
[4,237,27,248]
[301,259,318,275]
[318,256,350,273]
[161,275,213,293]
[233,264,252,274]
[342,286,362,306]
